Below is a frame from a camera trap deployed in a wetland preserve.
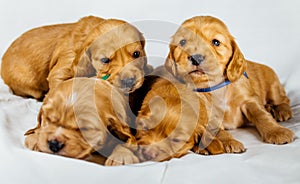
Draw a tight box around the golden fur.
[1,16,151,100]
[24,78,133,161]
[165,16,294,149]
[105,68,226,165]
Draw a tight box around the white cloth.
[0,71,300,184]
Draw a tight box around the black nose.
[48,140,64,153]
[121,77,135,89]
[189,54,205,66]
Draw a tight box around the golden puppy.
[24,78,133,161]
[1,16,151,100]
[105,70,225,165]
[165,16,294,150]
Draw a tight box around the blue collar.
[193,72,248,92]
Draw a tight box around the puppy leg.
[85,152,107,165]
[105,144,139,166]
[242,101,294,144]
[24,128,40,150]
[266,82,292,122]
[47,61,74,90]
[192,137,225,155]
[193,126,225,155]
[12,85,47,100]
[216,129,246,153]
[266,104,292,122]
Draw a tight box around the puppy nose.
[189,54,205,66]
[121,77,135,89]
[142,147,158,160]
[48,140,64,153]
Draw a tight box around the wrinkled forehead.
[172,16,231,43]
[41,102,77,128]
[42,78,104,127]
[92,23,142,49]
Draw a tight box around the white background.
[1,0,300,78]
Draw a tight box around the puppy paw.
[193,138,225,155]
[272,104,293,122]
[222,139,246,153]
[24,129,39,150]
[262,126,294,144]
[105,145,139,166]
[192,146,210,155]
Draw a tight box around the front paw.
[222,139,246,153]
[105,145,139,166]
[193,138,225,155]
[262,126,294,144]
[24,131,39,151]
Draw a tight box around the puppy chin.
[113,75,144,94]
[127,78,144,93]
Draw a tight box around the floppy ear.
[226,40,246,82]
[107,117,135,143]
[164,44,177,76]
[144,64,153,75]
[138,32,146,49]
[75,48,96,77]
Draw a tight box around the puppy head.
[165,16,246,88]
[78,19,150,94]
[24,79,108,159]
[135,96,201,162]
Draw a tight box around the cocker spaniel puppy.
[24,78,134,161]
[1,16,151,100]
[165,16,294,151]
[105,69,225,165]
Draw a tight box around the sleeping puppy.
[165,16,294,149]
[1,16,151,100]
[105,71,225,165]
[24,78,133,161]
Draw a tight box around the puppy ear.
[226,40,246,82]
[144,64,153,75]
[164,45,177,76]
[75,48,96,77]
[139,32,146,48]
[107,117,134,142]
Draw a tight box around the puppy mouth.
[120,78,143,94]
[121,88,135,95]
[188,69,205,75]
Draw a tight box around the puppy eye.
[179,39,186,46]
[171,138,181,143]
[133,51,140,58]
[79,127,90,131]
[100,57,110,64]
[212,39,220,46]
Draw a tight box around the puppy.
[105,70,225,165]
[1,16,151,100]
[24,78,133,161]
[165,16,294,150]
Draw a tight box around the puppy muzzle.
[188,54,205,66]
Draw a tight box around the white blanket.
[0,68,300,184]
